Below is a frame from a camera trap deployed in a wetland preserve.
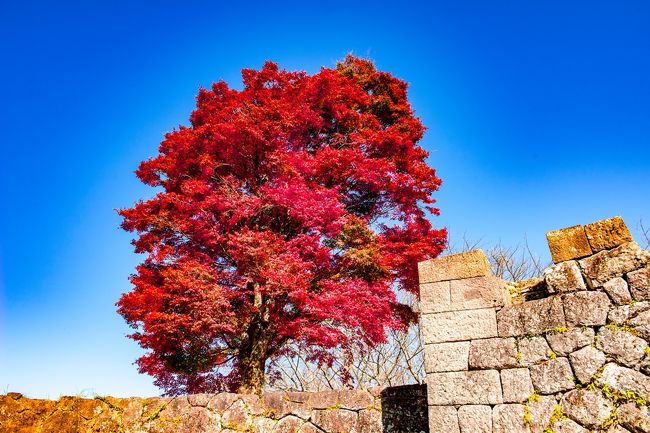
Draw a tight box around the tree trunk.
[238,283,271,394]
[238,343,267,394]
[237,319,272,393]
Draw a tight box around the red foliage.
[118,55,446,394]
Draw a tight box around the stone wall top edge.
[418,249,493,284]
[545,215,633,263]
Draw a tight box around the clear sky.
[1,1,648,398]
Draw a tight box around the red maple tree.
[118,55,446,395]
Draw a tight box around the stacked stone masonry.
[419,216,650,433]
[0,386,429,433]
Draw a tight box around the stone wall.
[0,385,428,433]
[418,216,650,433]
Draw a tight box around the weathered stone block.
[517,336,551,366]
[357,409,382,433]
[421,308,497,344]
[240,394,266,415]
[629,309,650,341]
[311,409,358,433]
[584,216,633,252]
[618,402,650,433]
[336,390,373,411]
[428,406,460,433]
[497,296,566,337]
[546,225,592,264]
[628,267,650,301]
[550,418,589,433]
[527,396,557,433]
[501,368,534,403]
[457,405,491,433]
[560,389,613,429]
[254,418,278,433]
[297,422,321,433]
[492,404,529,433]
[419,281,451,314]
[546,327,595,356]
[222,399,253,430]
[595,363,650,400]
[595,327,647,368]
[273,415,303,433]
[427,370,503,405]
[608,301,650,325]
[418,249,492,284]
[209,393,239,412]
[529,357,575,394]
[563,291,610,326]
[262,392,289,417]
[579,241,650,287]
[450,275,505,310]
[569,345,606,384]
[469,337,517,369]
[424,341,469,373]
[545,261,587,293]
[603,277,632,305]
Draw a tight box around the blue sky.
[1,1,648,398]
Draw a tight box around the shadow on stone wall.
[381,384,428,433]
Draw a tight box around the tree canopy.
[118,55,446,394]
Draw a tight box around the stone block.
[584,216,633,252]
[628,267,650,301]
[560,389,613,429]
[221,399,253,430]
[336,390,373,411]
[629,309,650,341]
[529,357,575,394]
[419,281,451,314]
[579,241,650,288]
[517,336,551,366]
[297,422,321,433]
[209,393,239,412]
[421,308,497,344]
[273,415,303,433]
[608,301,650,325]
[356,409,381,433]
[569,345,606,384]
[492,404,529,433]
[603,277,632,305]
[501,368,534,403]
[468,337,517,369]
[428,406,460,433]
[596,363,650,401]
[497,296,566,337]
[595,327,647,368]
[458,405,492,433]
[311,409,358,433]
[563,291,610,327]
[618,402,650,433]
[527,396,557,433]
[449,275,505,310]
[418,249,492,284]
[546,224,592,263]
[424,341,469,373]
[546,327,595,356]
[303,391,338,410]
[545,261,587,293]
[550,418,589,433]
[427,370,503,405]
